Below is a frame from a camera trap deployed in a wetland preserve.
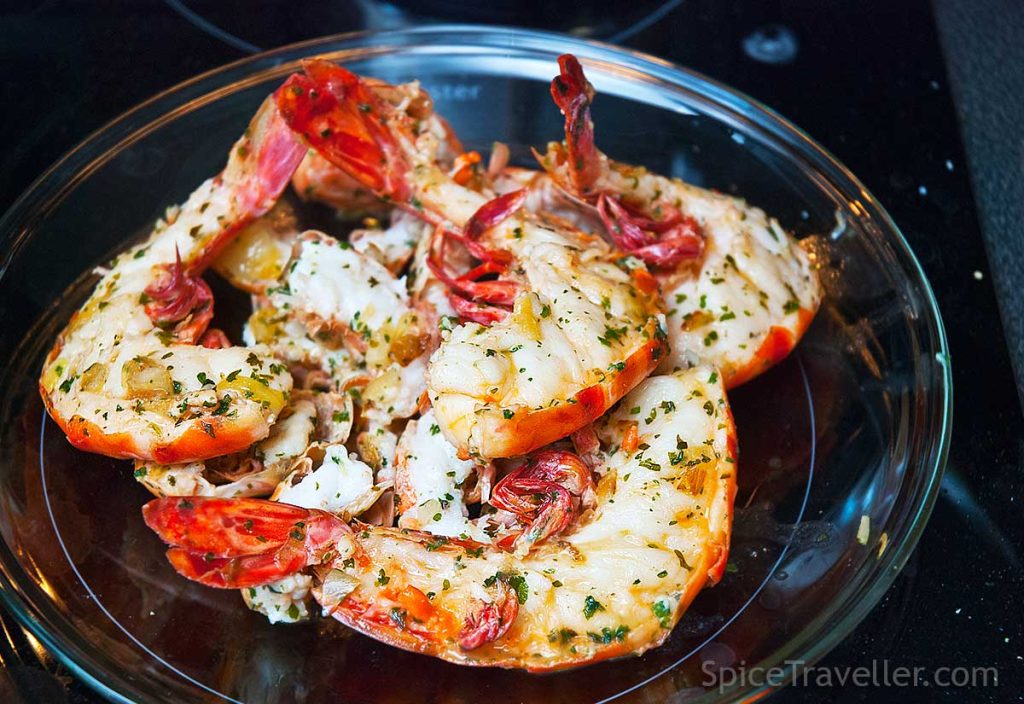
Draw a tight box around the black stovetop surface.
[1,1,1022,701]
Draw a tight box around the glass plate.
[0,26,951,703]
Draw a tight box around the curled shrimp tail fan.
[274,59,411,202]
[198,328,232,349]
[457,580,520,651]
[447,294,510,325]
[550,54,601,195]
[142,497,348,589]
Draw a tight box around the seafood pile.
[38,55,821,671]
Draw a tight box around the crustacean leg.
[490,450,596,557]
[425,189,527,325]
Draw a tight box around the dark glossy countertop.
[1,1,1022,701]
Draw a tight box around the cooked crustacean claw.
[274,59,667,459]
[537,54,822,388]
[39,96,305,463]
[143,365,736,670]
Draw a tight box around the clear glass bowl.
[0,26,951,703]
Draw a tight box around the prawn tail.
[274,59,411,202]
[457,580,520,651]
[142,496,351,588]
[490,450,595,554]
[143,249,214,342]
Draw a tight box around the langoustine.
[274,59,667,459]
[536,55,822,388]
[39,97,304,463]
[143,365,736,670]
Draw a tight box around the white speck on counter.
[929,79,940,90]
[955,607,962,614]
[945,159,954,172]
[800,209,810,220]
[974,270,984,280]
[918,185,928,196]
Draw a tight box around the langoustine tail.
[274,59,412,202]
[143,497,351,589]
